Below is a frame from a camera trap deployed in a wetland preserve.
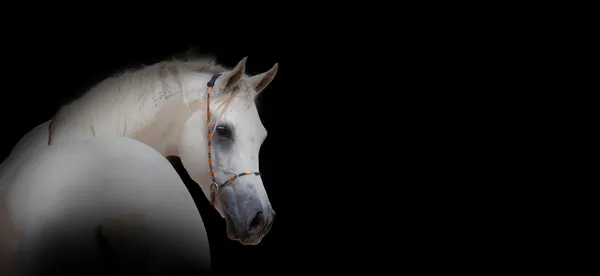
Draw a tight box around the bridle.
[206,74,261,206]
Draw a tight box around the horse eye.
[215,126,232,138]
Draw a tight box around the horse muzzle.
[224,206,275,245]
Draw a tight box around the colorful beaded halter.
[206,74,261,206]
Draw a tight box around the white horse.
[0,56,278,275]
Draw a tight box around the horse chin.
[227,233,263,246]
[239,237,263,246]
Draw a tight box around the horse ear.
[222,56,247,89]
[249,63,278,94]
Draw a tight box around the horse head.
[178,57,278,245]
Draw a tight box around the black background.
[0,12,510,274]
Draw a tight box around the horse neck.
[50,71,213,156]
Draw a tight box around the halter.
[206,74,261,206]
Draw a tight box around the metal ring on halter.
[210,182,219,195]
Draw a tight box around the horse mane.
[49,54,239,143]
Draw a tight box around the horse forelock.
[209,80,261,139]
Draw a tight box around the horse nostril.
[249,211,264,232]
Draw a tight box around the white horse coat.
[0,121,51,192]
[2,134,210,275]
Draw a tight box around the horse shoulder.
[87,138,211,268]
